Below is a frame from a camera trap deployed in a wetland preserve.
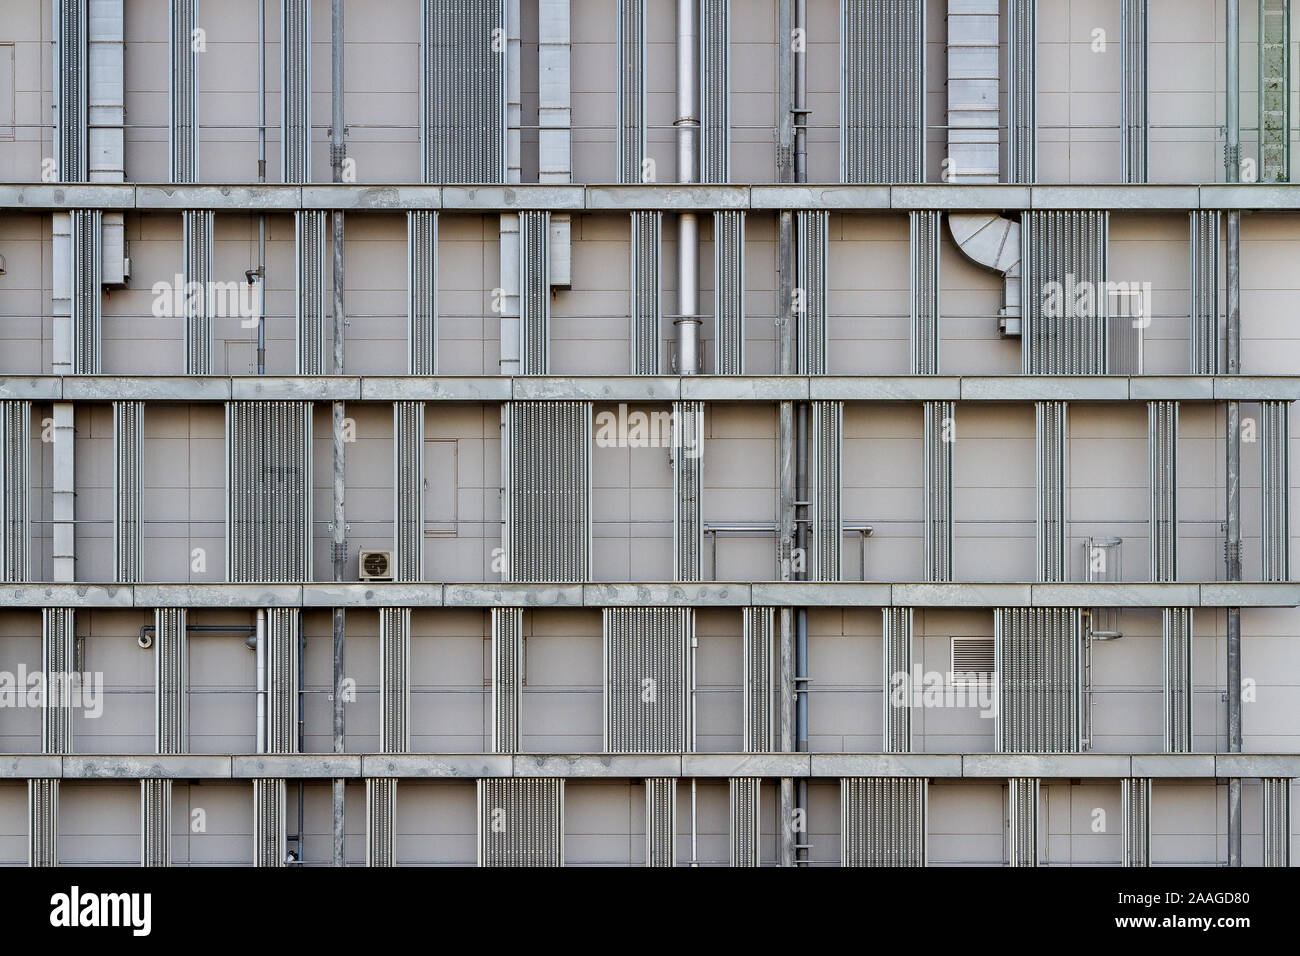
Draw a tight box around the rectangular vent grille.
[951,636,994,685]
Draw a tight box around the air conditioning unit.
[359,550,393,582]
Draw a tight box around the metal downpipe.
[256,608,267,753]
[255,0,267,375]
[675,0,700,374]
[792,0,809,868]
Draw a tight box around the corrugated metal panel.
[379,607,411,753]
[645,777,676,867]
[842,0,924,183]
[882,607,913,753]
[56,0,88,182]
[1260,0,1290,183]
[1162,607,1193,753]
[1189,211,1221,374]
[252,777,287,866]
[630,211,662,374]
[924,401,954,582]
[280,0,311,183]
[113,400,143,583]
[995,607,1083,753]
[266,607,300,755]
[603,607,694,753]
[796,211,829,375]
[742,606,775,752]
[1008,0,1037,184]
[617,0,646,183]
[519,210,551,375]
[841,777,926,867]
[169,0,199,182]
[1262,777,1292,867]
[155,607,187,755]
[713,211,745,374]
[810,400,843,581]
[182,209,214,375]
[0,401,32,583]
[1121,0,1148,183]
[295,210,328,375]
[1148,400,1178,582]
[1261,401,1290,581]
[28,779,58,867]
[141,778,172,867]
[423,0,507,183]
[226,402,313,583]
[366,777,398,867]
[699,0,730,184]
[729,777,761,867]
[407,210,438,375]
[1022,211,1108,375]
[393,401,425,583]
[71,208,103,375]
[42,608,75,755]
[1121,776,1151,866]
[492,607,524,753]
[673,400,704,582]
[503,401,591,582]
[1035,401,1068,583]
[910,211,941,373]
[1007,776,1039,866]
[477,778,564,867]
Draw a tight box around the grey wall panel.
[407,211,438,375]
[1035,401,1068,582]
[742,606,775,752]
[492,607,524,753]
[603,607,694,753]
[630,211,662,374]
[841,0,924,183]
[713,211,745,374]
[477,777,564,867]
[995,607,1082,753]
[1163,607,1193,753]
[393,402,425,583]
[1121,776,1151,866]
[113,400,143,583]
[0,401,32,582]
[646,776,676,867]
[841,777,926,867]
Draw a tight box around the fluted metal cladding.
[1162,607,1193,753]
[673,400,704,582]
[491,607,524,752]
[280,0,311,183]
[394,401,425,583]
[169,0,199,181]
[519,210,551,375]
[910,211,941,374]
[603,607,694,753]
[1121,0,1148,183]
[226,401,313,582]
[422,0,506,184]
[617,0,646,183]
[407,211,439,375]
[141,778,173,867]
[1022,211,1108,375]
[645,777,677,867]
[56,0,87,182]
[1121,776,1151,866]
[713,211,745,374]
[1148,400,1178,582]
[113,400,143,583]
[29,779,58,867]
[366,777,398,867]
[729,777,762,867]
[1007,777,1039,866]
[1261,401,1291,581]
[71,208,103,375]
[266,607,300,754]
[810,401,843,581]
[295,210,328,375]
[1035,401,1068,583]
[839,0,924,183]
[995,607,1083,754]
[42,608,75,755]
[1262,777,1292,867]
[742,606,775,752]
[796,211,829,375]
[503,401,591,583]
[699,0,730,184]
[0,401,32,583]
[1260,0,1290,183]
[379,607,411,753]
[1007,0,1037,184]
[630,211,662,374]
[183,209,214,374]
[841,777,927,867]
[155,607,187,755]
[253,777,287,867]
[477,777,564,867]
[882,607,914,753]
[924,401,954,582]
[1189,211,1221,374]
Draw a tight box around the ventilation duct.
[945,0,998,183]
[995,607,1083,753]
[841,777,926,866]
[603,607,694,753]
[407,211,438,375]
[477,778,564,867]
[948,212,1021,337]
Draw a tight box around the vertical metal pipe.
[793,0,806,181]
[256,0,267,375]
[675,0,700,373]
[256,608,267,753]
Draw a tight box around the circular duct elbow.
[949,212,1021,278]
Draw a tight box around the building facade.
[0,0,1296,865]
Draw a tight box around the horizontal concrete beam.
[0,753,1293,780]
